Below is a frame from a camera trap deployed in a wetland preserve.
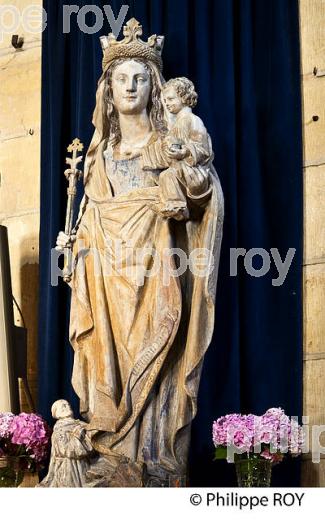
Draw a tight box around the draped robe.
[68,64,224,483]
[38,418,93,487]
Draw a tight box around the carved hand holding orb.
[53,18,224,487]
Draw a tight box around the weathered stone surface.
[300,0,325,75]
[301,459,325,487]
[0,46,41,133]
[302,76,325,166]
[0,212,39,409]
[300,0,325,487]
[304,165,325,263]
[0,134,40,217]
[57,18,224,486]
[85,456,145,487]
[38,400,96,487]
[0,0,43,51]
[0,0,41,412]
[304,265,325,355]
[303,358,325,425]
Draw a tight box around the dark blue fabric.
[39,0,303,486]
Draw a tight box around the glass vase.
[235,457,272,487]
[0,456,25,487]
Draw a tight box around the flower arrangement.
[213,408,305,464]
[212,408,305,486]
[0,412,51,474]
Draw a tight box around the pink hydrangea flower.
[260,449,273,460]
[260,408,305,455]
[213,408,305,464]
[8,413,51,462]
[0,413,15,438]
[213,413,261,453]
[0,413,51,465]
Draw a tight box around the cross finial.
[66,138,84,173]
[67,138,84,154]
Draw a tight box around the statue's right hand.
[55,231,76,251]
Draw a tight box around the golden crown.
[100,18,164,72]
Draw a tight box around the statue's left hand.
[164,146,189,161]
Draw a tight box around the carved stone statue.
[56,18,224,486]
[38,400,94,487]
[145,76,213,221]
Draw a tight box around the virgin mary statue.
[56,18,224,486]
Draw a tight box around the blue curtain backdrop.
[38,0,303,486]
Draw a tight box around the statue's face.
[163,86,184,114]
[111,60,151,115]
[55,400,73,419]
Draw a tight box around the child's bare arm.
[183,115,213,166]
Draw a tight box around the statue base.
[85,455,144,487]
[85,455,187,487]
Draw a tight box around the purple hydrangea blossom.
[213,407,305,464]
[0,412,51,466]
[260,408,305,457]
[213,413,261,454]
[9,413,51,462]
[0,413,15,438]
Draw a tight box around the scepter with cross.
[62,138,84,282]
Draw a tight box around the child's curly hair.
[163,77,198,108]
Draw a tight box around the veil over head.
[80,60,165,203]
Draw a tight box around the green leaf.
[214,446,228,460]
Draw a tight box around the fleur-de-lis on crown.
[123,18,143,43]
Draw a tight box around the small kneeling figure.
[38,399,94,487]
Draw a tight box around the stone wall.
[300,0,325,486]
[0,0,42,410]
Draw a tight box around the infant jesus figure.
[142,77,213,221]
